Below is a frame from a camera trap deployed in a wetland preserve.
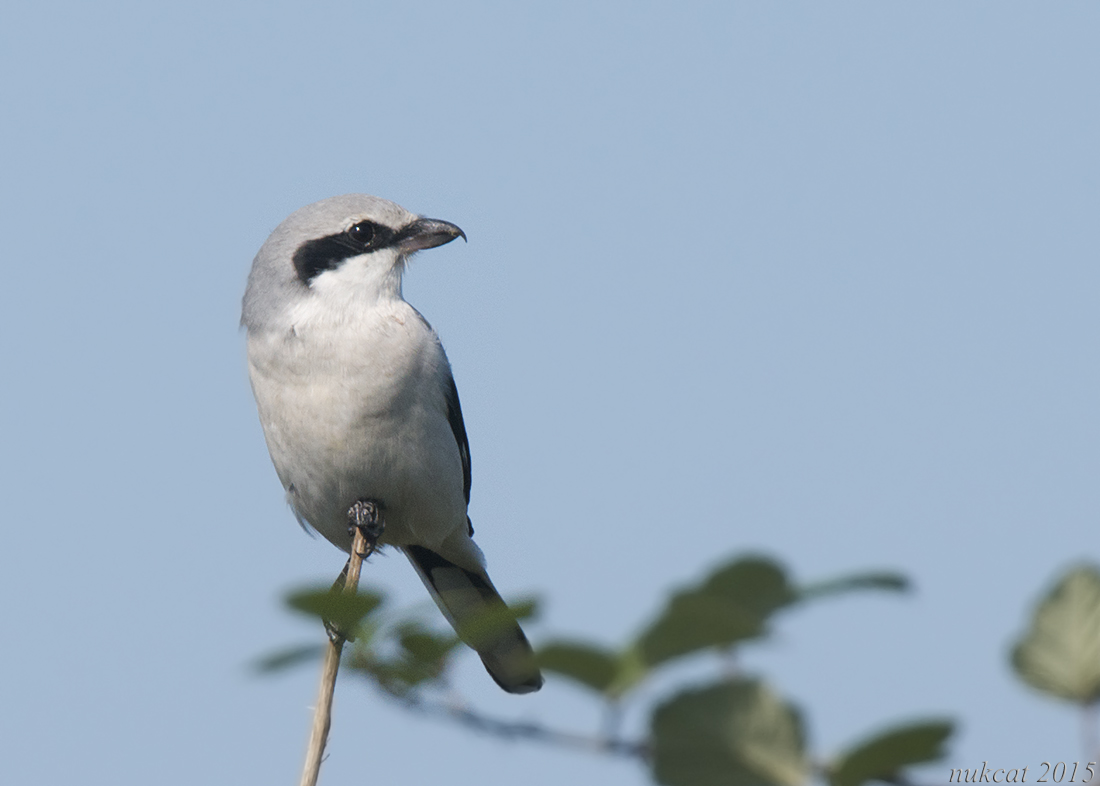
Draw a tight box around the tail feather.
[404,545,543,694]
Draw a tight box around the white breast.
[247,298,467,552]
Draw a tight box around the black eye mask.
[292,220,398,285]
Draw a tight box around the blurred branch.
[390,691,649,760]
[393,690,949,786]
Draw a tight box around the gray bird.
[242,194,542,694]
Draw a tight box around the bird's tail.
[403,545,543,694]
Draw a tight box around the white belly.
[247,303,467,552]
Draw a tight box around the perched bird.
[242,194,542,694]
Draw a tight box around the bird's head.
[243,194,465,330]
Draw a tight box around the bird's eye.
[347,221,376,246]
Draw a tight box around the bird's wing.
[442,369,472,505]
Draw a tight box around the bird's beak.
[394,217,467,253]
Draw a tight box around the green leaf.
[638,589,764,667]
[252,643,326,673]
[397,622,461,663]
[286,587,385,633]
[798,571,910,603]
[507,596,540,621]
[537,640,620,693]
[651,678,808,786]
[635,557,909,668]
[636,557,791,667]
[345,620,461,694]
[829,719,954,786]
[702,557,796,619]
[607,645,650,697]
[1011,564,1100,703]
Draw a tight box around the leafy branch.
[261,553,954,786]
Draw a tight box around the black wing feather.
[442,369,472,505]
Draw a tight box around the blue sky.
[1,3,1097,784]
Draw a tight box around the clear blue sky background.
[1,3,1097,784]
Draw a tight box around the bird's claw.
[347,498,385,558]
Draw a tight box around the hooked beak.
[394,217,467,253]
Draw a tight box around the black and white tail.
[404,545,543,694]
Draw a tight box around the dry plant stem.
[298,524,373,786]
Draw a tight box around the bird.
[242,194,542,694]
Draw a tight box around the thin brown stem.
[298,524,373,786]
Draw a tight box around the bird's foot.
[347,497,385,559]
[323,499,385,642]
